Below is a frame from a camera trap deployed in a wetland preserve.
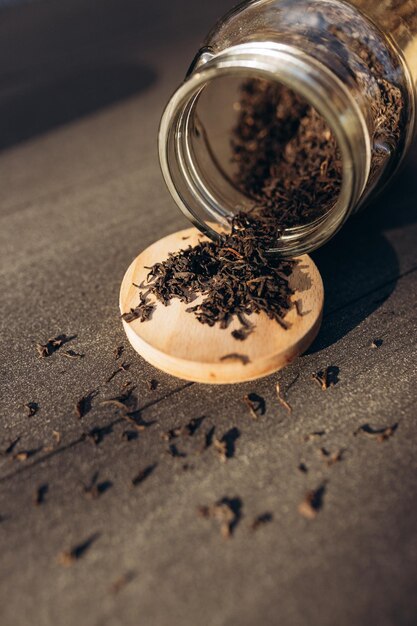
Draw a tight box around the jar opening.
[159,43,371,255]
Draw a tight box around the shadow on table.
[0,62,157,150]
[309,148,417,353]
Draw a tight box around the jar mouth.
[159,42,371,256]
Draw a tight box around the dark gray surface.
[1,2,417,625]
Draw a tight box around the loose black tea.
[113,345,124,360]
[370,339,383,349]
[83,472,112,498]
[242,393,265,420]
[354,422,398,442]
[13,448,39,462]
[231,79,342,229]
[147,378,159,391]
[2,436,21,455]
[312,366,339,390]
[75,390,96,419]
[122,430,138,442]
[122,211,297,339]
[275,382,292,413]
[86,425,113,446]
[213,427,240,463]
[57,533,99,566]
[106,362,130,384]
[166,443,187,459]
[34,483,48,506]
[298,483,326,520]
[131,463,157,487]
[36,334,68,358]
[161,416,206,441]
[197,497,242,539]
[25,402,38,417]
[318,447,345,467]
[249,512,273,532]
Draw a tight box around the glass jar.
[158,0,416,256]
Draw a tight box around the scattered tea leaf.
[354,422,398,442]
[122,292,155,323]
[131,463,157,487]
[75,390,97,419]
[57,533,100,566]
[242,393,265,420]
[370,339,383,349]
[312,366,339,390]
[2,436,21,455]
[167,443,187,459]
[113,346,124,360]
[197,497,242,539]
[213,427,240,462]
[83,472,112,499]
[13,448,40,462]
[25,402,39,417]
[298,484,326,520]
[106,362,130,384]
[249,512,273,531]
[147,379,159,391]
[85,424,113,446]
[318,447,345,466]
[276,382,292,412]
[35,334,69,358]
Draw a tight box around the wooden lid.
[120,227,323,384]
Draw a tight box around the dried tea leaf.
[318,447,345,466]
[34,483,48,506]
[75,390,97,418]
[312,366,339,390]
[2,436,21,455]
[197,497,242,539]
[242,393,265,420]
[370,339,383,349]
[298,484,326,520]
[276,382,292,412]
[25,402,38,417]
[354,422,398,442]
[113,346,124,360]
[131,463,157,487]
[35,334,68,358]
[57,533,99,567]
[249,512,273,531]
[213,428,240,463]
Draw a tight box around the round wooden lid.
[120,227,323,384]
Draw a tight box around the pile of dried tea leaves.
[122,211,297,336]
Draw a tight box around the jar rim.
[158,41,371,256]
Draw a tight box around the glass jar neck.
[159,41,372,256]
